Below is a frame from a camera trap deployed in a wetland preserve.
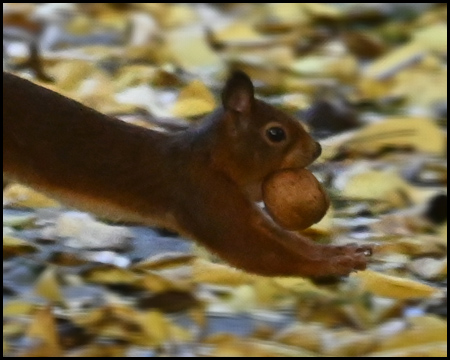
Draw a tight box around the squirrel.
[3,70,372,277]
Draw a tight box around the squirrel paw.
[330,252,370,276]
[323,243,373,258]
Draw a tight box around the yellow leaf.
[3,235,39,258]
[322,328,376,357]
[65,14,92,35]
[346,117,445,155]
[160,3,197,28]
[227,285,258,312]
[49,60,98,92]
[291,55,358,80]
[26,306,61,356]
[3,214,35,227]
[138,271,179,292]
[439,224,447,244]
[305,205,334,235]
[3,184,60,208]
[169,322,192,342]
[377,236,446,257]
[34,266,64,303]
[138,311,170,346]
[273,277,334,297]
[351,270,440,299]
[390,68,447,109]
[83,265,138,284]
[367,342,447,357]
[189,306,207,328]
[114,65,157,90]
[62,343,126,357]
[172,80,216,118]
[71,307,107,328]
[132,252,195,271]
[341,169,409,205]
[209,337,317,357]
[263,3,309,27]
[3,300,35,316]
[300,3,341,19]
[3,321,27,337]
[408,257,447,280]
[213,22,261,43]
[357,76,396,100]
[193,259,255,286]
[364,42,425,80]
[274,323,322,352]
[377,316,447,352]
[413,23,447,53]
[167,28,221,69]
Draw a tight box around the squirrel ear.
[221,71,254,113]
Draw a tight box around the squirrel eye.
[266,126,286,143]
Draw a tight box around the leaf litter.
[3,3,447,357]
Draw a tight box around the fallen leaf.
[227,285,258,312]
[351,270,441,299]
[321,328,375,356]
[3,300,36,316]
[413,23,447,53]
[34,266,65,303]
[209,337,317,357]
[438,224,447,244]
[364,42,425,80]
[138,271,184,292]
[273,323,322,352]
[340,168,410,206]
[25,306,61,356]
[137,311,170,346]
[48,60,98,92]
[171,79,216,118]
[376,236,447,257]
[83,265,138,284]
[3,184,60,208]
[300,3,341,20]
[137,289,198,313]
[290,54,358,81]
[261,3,309,29]
[193,259,255,286]
[56,212,133,250]
[2,214,36,228]
[408,257,447,280]
[345,117,445,155]
[160,3,197,28]
[390,67,447,109]
[132,251,195,270]
[374,315,447,354]
[3,235,39,258]
[367,342,447,357]
[213,22,262,43]
[115,84,172,118]
[167,27,221,70]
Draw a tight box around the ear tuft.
[221,71,254,113]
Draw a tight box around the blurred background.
[3,3,447,357]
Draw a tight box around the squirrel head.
[211,71,321,190]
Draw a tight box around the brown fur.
[3,71,371,277]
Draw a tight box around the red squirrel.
[3,70,372,277]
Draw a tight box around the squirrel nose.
[313,141,322,159]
